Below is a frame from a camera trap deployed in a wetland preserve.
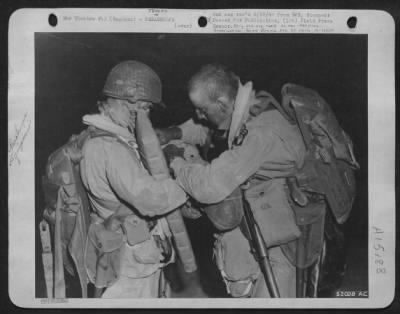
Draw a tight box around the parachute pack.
[274,84,360,297]
[40,126,117,298]
[278,83,360,225]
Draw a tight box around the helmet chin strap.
[127,115,136,134]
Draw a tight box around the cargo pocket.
[247,181,301,247]
[131,237,163,264]
[85,223,124,288]
[214,228,259,297]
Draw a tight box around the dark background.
[34,33,368,298]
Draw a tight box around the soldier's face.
[105,98,132,128]
[105,98,153,132]
[125,100,154,132]
[189,85,233,130]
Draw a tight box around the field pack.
[279,83,360,225]
[41,127,115,298]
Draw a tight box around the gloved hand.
[163,144,185,165]
[155,127,182,145]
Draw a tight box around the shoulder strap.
[68,126,131,164]
[86,125,118,139]
[256,90,295,124]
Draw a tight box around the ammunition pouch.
[85,222,124,288]
[85,214,167,288]
[244,180,301,247]
[203,187,244,231]
[121,215,152,246]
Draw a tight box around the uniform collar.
[228,81,258,147]
[82,114,137,144]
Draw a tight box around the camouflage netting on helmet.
[103,60,162,104]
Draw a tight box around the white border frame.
[8,8,396,308]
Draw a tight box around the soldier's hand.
[155,127,181,145]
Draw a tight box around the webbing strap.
[54,189,66,298]
[260,90,294,124]
[291,100,314,151]
[39,220,53,298]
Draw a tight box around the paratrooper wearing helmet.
[81,60,186,298]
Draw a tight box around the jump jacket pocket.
[214,228,259,297]
[246,181,301,247]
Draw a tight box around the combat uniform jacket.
[171,82,306,297]
[80,114,186,297]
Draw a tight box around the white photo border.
[8,8,396,309]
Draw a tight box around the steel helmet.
[102,60,162,104]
